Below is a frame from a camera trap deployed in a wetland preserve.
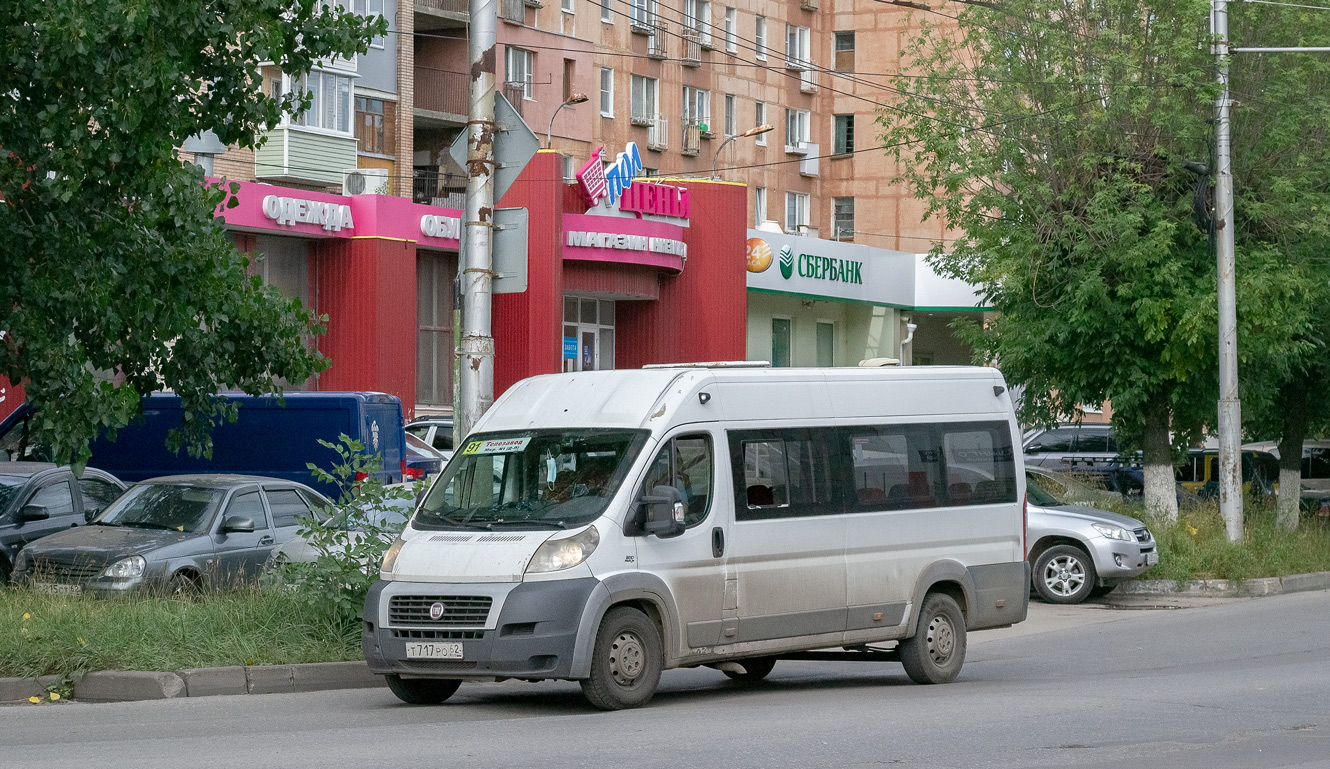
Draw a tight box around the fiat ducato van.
[362,365,1029,709]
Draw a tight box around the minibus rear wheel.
[899,593,966,684]
[580,606,663,710]
[385,675,461,705]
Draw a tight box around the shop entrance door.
[562,296,616,372]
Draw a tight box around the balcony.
[416,0,468,30]
[500,0,525,24]
[785,55,808,72]
[682,30,702,66]
[800,71,817,94]
[647,23,669,59]
[646,115,668,151]
[501,84,526,116]
[630,12,655,34]
[799,143,820,176]
[414,67,469,124]
[413,168,467,208]
[630,111,654,128]
[681,123,701,156]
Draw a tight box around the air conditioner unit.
[343,168,390,195]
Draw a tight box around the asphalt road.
[5,592,1330,769]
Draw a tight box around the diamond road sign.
[448,90,540,205]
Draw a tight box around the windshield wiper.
[437,515,493,531]
[488,519,568,529]
[118,521,174,531]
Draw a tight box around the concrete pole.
[457,0,498,442]
[1214,0,1244,541]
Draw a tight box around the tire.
[0,556,11,586]
[722,656,777,682]
[1033,544,1097,604]
[899,593,966,685]
[385,674,461,705]
[168,572,201,598]
[579,606,663,710]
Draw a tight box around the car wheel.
[168,572,201,598]
[580,606,663,710]
[722,656,777,682]
[385,675,461,705]
[899,593,966,684]
[1033,545,1097,604]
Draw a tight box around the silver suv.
[1025,468,1158,603]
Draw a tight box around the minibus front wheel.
[899,593,966,684]
[580,606,664,710]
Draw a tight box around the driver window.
[225,491,269,530]
[642,435,713,527]
[28,482,76,518]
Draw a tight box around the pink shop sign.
[562,213,687,273]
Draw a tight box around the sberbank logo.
[778,246,794,279]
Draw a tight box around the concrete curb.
[2,661,384,704]
[1117,570,1330,597]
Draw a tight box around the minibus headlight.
[526,526,600,574]
[381,535,406,575]
[102,555,146,580]
[1091,523,1134,542]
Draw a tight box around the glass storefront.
[562,295,616,372]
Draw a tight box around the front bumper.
[362,577,599,681]
[1086,537,1158,583]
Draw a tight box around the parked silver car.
[1025,469,1159,603]
[12,475,329,595]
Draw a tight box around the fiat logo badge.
[429,602,445,621]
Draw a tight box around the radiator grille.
[391,629,485,640]
[388,595,493,626]
[27,555,102,584]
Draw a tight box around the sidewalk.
[5,570,1328,705]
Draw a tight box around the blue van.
[0,392,405,496]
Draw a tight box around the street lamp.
[712,124,774,179]
[546,93,589,148]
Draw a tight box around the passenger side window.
[225,491,269,530]
[731,430,836,520]
[642,434,713,527]
[77,478,122,515]
[1306,449,1330,480]
[27,482,76,518]
[1025,428,1073,454]
[1073,431,1111,453]
[941,424,1016,504]
[850,426,942,509]
[264,489,312,528]
[431,429,454,452]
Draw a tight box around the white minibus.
[363,365,1029,709]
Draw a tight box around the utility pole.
[457,0,498,442]
[1213,0,1243,542]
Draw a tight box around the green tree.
[0,1,385,465]
[879,0,1307,522]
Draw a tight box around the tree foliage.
[879,0,1315,519]
[0,1,385,465]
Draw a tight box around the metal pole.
[1214,0,1244,541]
[457,0,498,442]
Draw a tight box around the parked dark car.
[12,475,329,595]
[404,434,444,481]
[1022,423,1120,470]
[0,463,126,582]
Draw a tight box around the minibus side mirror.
[640,485,686,539]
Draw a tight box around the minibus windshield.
[413,429,649,530]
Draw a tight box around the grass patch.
[0,587,359,679]
[1136,499,1330,583]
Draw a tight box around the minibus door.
[633,432,731,652]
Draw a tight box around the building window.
[785,107,809,151]
[833,114,854,155]
[564,296,616,372]
[755,16,767,60]
[353,0,386,48]
[630,0,655,26]
[506,47,535,100]
[755,102,767,145]
[601,0,613,22]
[417,252,456,406]
[816,322,834,367]
[684,0,713,46]
[755,186,767,225]
[291,71,353,134]
[683,86,710,131]
[772,318,792,368]
[834,31,855,72]
[600,67,614,117]
[561,0,576,35]
[631,74,658,121]
[724,7,737,52]
[833,197,855,240]
[785,191,809,233]
[785,24,810,69]
[724,94,735,136]
[355,97,396,155]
